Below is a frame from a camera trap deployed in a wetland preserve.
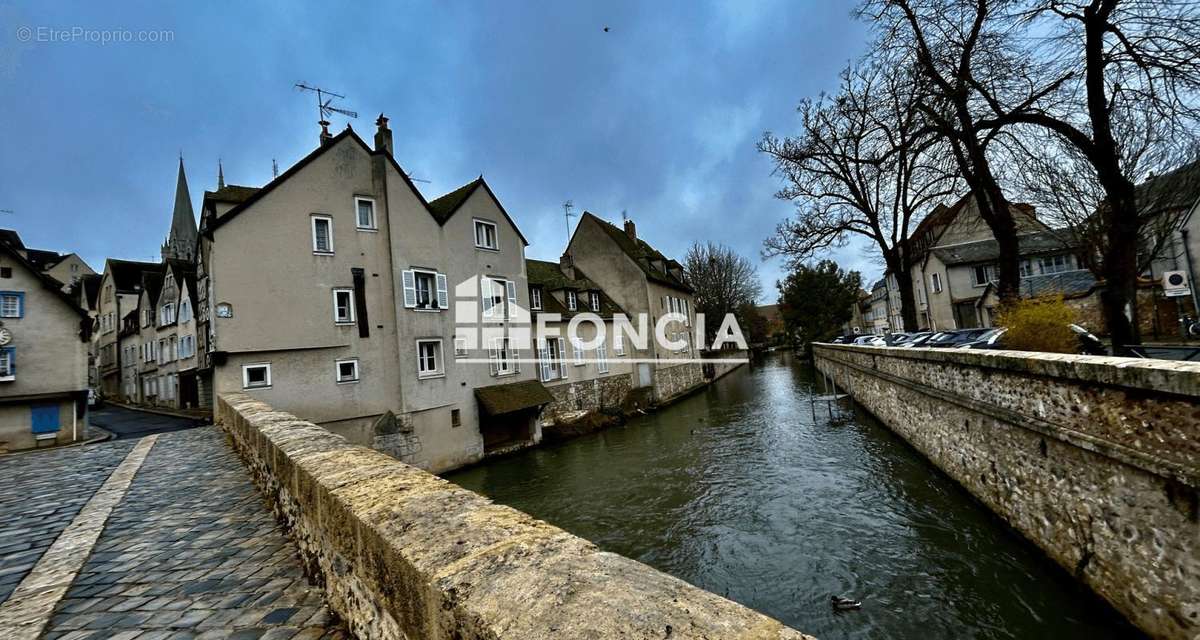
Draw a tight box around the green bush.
[994,295,1077,354]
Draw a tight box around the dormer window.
[565,290,577,311]
[530,287,542,311]
[590,292,600,312]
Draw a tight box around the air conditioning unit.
[1163,271,1191,298]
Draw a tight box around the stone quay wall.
[813,344,1200,640]
[544,373,634,419]
[216,392,813,640]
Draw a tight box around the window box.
[336,358,360,383]
[417,339,444,378]
[242,363,272,389]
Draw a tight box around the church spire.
[162,156,198,263]
[217,159,225,190]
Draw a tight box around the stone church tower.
[161,158,198,263]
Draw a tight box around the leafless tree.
[760,63,958,331]
[683,241,763,343]
[862,0,1034,303]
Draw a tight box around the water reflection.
[446,353,1142,639]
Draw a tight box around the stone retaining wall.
[813,344,1200,640]
[217,392,813,640]
[543,373,634,419]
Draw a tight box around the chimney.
[374,113,393,155]
[559,253,575,279]
[624,218,636,241]
[319,120,332,146]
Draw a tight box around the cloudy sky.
[0,1,883,298]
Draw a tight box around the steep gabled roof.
[203,184,259,205]
[0,229,24,250]
[0,241,87,320]
[73,273,102,310]
[23,248,65,270]
[577,212,693,293]
[1137,159,1200,217]
[932,230,1077,266]
[142,270,164,306]
[525,258,626,318]
[105,258,160,294]
[427,177,530,246]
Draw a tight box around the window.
[566,290,577,311]
[159,303,175,326]
[1019,259,1035,278]
[179,299,192,323]
[480,277,515,320]
[242,363,271,389]
[355,197,376,230]
[170,336,177,361]
[0,347,14,380]
[0,267,10,278]
[333,288,355,324]
[596,343,609,374]
[489,337,518,376]
[0,292,23,318]
[403,269,447,310]
[930,273,943,294]
[590,292,601,312]
[474,219,498,250]
[572,338,584,365]
[972,265,995,287]
[336,358,360,383]
[614,331,624,356]
[312,215,333,254]
[539,338,567,382]
[454,335,469,358]
[418,339,444,378]
[179,335,194,359]
[1039,254,1072,275]
[530,287,542,311]
[451,408,461,427]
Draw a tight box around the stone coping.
[815,343,1200,398]
[218,392,812,640]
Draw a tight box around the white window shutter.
[481,277,493,319]
[512,346,521,373]
[436,273,449,309]
[505,280,517,318]
[539,342,550,382]
[488,338,499,376]
[402,270,417,308]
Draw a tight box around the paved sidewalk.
[0,428,349,639]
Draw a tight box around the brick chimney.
[624,218,636,241]
[374,113,393,155]
[559,253,575,279]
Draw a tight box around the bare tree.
[760,62,958,331]
[978,0,1200,349]
[862,0,1033,303]
[683,241,763,343]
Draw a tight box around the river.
[445,352,1142,639]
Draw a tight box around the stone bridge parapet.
[217,392,813,640]
[814,344,1200,640]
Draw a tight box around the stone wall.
[813,344,1199,640]
[216,392,812,640]
[654,362,705,404]
[704,349,748,382]
[544,373,634,418]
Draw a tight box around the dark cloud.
[0,1,872,296]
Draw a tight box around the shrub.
[994,295,1077,354]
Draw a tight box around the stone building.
[526,257,634,420]
[566,213,701,403]
[196,118,551,473]
[0,239,91,451]
[95,258,158,398]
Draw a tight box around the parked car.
[884,332,915,346]
[853,335,886,346]
[1071,324,1107,355]
[959,328,1008,349]
[831,335,852,344]
[87,388,102,408]
[895,332,936,348]
[925,328,995,348]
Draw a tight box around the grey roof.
[1136,159,1200,216]
[932,231,1076,266]
[870,278,886,292]
[1019,270,1099,298]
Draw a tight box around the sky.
[0,1,882,300]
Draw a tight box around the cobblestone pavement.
[0,441,137,603]
[0,428,349,639]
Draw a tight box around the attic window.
[565,290,577,311]
[0,267,10,279]
[530,287,542,310]
[590,292,600,312]
[474,220,498,250]
[355,197,376,230]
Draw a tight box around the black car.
[925,328,994,348]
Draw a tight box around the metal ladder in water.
[810,370,851,422]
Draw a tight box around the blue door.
[31,404,60,435]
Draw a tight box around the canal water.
[446,353,1142,639]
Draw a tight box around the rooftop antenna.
[563,200,576,247]
[272,159,279,178]
[294,82,358,134]
[407,172,431,184]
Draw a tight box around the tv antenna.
[407,172,431,184]
[562,200,576,246]
[294,83,358,128]
[0,209,13,215]
[272,159,279,178]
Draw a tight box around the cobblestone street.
[0,428,349,639]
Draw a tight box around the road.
[90,405,207,439]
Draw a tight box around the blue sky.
[0,1,879,299]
